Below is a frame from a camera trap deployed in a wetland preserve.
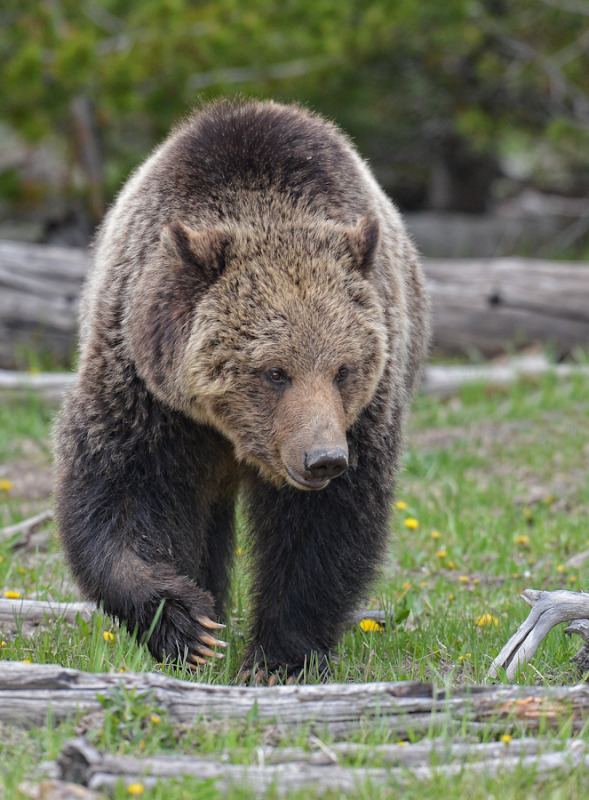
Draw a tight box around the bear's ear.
[161,221,229,286]
[343,216,380,277]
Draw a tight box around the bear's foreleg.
[54,389,237,667]
[241,424,397,681]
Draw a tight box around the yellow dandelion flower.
[436,550,447,559]
[0,480,14,492]
[473,577,480,584]
[402,582,411,590]
[569,576,577,583]
[396,741,408,746]
[447,560,456,569]
[448,593,455,600]
[404,518,419,529]
[396,501,407,510]
[501,734,512,744]
[359,618,384,633]
[431,530,441,539]
[22,659,31,663]
[4,590,22,599]
[458,575,470,583]
[127,784,144,796]
[150,714,161,724]
[18,566,25,574]
[557,564,565,572]
[103,631,115,642]
[515,535,530,545]
[458,653,472,661]
[419,581,428,588]
[476,613,499,627]
[0,641,6,647]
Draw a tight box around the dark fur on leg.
[240,410,399,678]
[54,377,237,663]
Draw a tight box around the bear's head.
[153,216,388,489]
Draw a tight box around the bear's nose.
[304,447,349,481]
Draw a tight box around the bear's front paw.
[145,588,227,668]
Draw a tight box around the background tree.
[0,0,588,233]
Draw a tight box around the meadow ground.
[0,364,588,798]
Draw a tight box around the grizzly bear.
[54,99,429,679]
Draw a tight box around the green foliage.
[1,1,588,216]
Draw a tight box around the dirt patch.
[0,460,53,501]
[410,419,530,453]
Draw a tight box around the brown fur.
[54,99,430,674]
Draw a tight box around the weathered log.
[0,240,87,368]
[54,735,588,794]
[1,239,588,367]
[3,356,589,405]
[0,595,383,632]
[0,598,94,629]
[0,370,76,403]
[2,662,589,737]
[422,354,589,397]
[425,257,589,356]
[488,589,589,681]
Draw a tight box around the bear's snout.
[304,446,348,481]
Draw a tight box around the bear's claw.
[199,632,227,648]
[197,615,226,631]
[237,666,298,686]
[193,643,225,659]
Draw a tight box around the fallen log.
[3,357,589,405]
[2,662,589,737]
[1,239,588,367]
[0,240,87,369]
[0,598,94,629]
[425,257,589,356]
[0,595,384,633]
[55,736,588,795]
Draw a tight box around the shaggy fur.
[54,99,430,675]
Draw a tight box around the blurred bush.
[1,0,588,240]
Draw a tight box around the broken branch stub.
[487,589,589,681]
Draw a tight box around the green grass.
[1,365,589,797]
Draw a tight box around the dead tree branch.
[487,589,589,680]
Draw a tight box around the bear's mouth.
[285,466,330,491]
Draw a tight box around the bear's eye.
[335,366,349,383]
[267,368,288,385]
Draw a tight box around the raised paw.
[140,576,228,666]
